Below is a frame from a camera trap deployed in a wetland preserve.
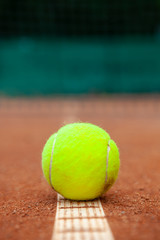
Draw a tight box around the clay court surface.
[0,96,160,240]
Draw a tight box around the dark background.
[0,0,160,95]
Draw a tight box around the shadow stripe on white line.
[52,194,114,240]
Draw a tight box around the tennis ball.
[42,123,120,200]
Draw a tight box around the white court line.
[51,194,114,240]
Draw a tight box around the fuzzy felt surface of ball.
[42,123,120,200]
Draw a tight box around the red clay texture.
[0,96,160,240]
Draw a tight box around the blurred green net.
[0,0,160,95]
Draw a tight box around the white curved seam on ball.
[105,140,111,183]
[49,134,57,188]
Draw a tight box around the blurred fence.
[0,1,160,95]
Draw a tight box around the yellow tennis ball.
[42,123,120,200]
